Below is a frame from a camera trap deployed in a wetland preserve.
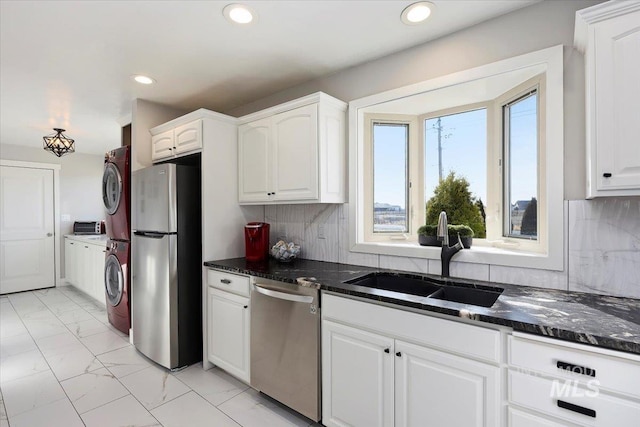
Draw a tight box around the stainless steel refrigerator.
[131,163,201,369]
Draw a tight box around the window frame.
[363,113,420,242]
[349,45,564,271]
[490,74,547,254]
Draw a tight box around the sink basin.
[344,272,504,308]
[344,273,441,297]
[428,286,502,308]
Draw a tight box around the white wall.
[226,0,603,201]
[0,143,105,276]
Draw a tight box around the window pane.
[505,92,538,239]
[424,109,487,237]
[373,123,408,233]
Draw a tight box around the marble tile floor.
[0,287,318,427]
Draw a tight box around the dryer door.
[104,254,124,306]
[103,163,122,215]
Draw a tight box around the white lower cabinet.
[64,236,106,304]
[322,293,503,427]
[205,269,250,384]
[322,320,394,427]
[507,333,640,427]
[395,340,499,427]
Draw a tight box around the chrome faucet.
[437,211,464,277]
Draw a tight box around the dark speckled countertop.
[204,258,640,356]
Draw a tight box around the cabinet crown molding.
[150,108,237,136]
[237,92,347,125]
[574,0,640,52]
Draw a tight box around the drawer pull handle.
[557,361,596,377]
[557,400,596,418]
[220,279,232,284]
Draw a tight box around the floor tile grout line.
[4,292,87,426]
[6,288,151,426]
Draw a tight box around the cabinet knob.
[243,305,248,309]
[396,351,402,357]
[603,173,612,178]
[384,348,390,354]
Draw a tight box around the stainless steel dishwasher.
[250,277,320,422]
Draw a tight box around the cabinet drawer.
[509,335,640,399]
[509,370,640,427]
[508,407,581,427]
[207,269,250,297]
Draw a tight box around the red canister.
[244,222,270,262]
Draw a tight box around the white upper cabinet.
[151,118,203,162]
[238,118,271,203]
[575,2,640,198]
[238,92,347,204]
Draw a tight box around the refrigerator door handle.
[254,283,314,304]
[133,231,165,239]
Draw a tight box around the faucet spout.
[437,211,464,277]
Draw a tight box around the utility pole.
[437,117,443,181]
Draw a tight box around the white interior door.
[0,165,55,294]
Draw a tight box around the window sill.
[350,240,563,271]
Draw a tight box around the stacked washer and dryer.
[101,146,131,335]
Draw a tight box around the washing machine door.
[104,254,124,306]
[102,163,122,215]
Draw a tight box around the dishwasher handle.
[254,283,314,304]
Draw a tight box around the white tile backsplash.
[568,198,640,298]
[489,265,567,290]
[264,197,639,298]
[379,255,428,274]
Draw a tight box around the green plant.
[521,197,538,236]
[417,224,474,238]
[425,172,486,238]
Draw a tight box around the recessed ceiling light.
[223,4,255,24]
[401,1,435,25]
[133,75,155,85]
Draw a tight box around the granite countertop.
[204,258,640,356]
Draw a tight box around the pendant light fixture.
[43,128,75,157]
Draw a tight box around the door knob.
[46,233,53,237]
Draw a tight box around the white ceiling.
[0,0,539,155]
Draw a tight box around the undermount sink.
[344,272,503,308]
[344,273,441,297]
[428,286,502,308]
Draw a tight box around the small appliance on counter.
[73,220,105,235]
[244,222,270,262]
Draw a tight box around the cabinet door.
[593,11,640,194]
[64,239,77,285]
[207,287,250,383]
[238,118,271,203]
[394,340,500,427]
[151,129,175,161]
[174,119,202,155]
[272,104,319,201]
[92,244,106,305]
[322,320,394,427]
[76,244,91,296]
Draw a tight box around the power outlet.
[318,224,326,239]
[61,214,71,222]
